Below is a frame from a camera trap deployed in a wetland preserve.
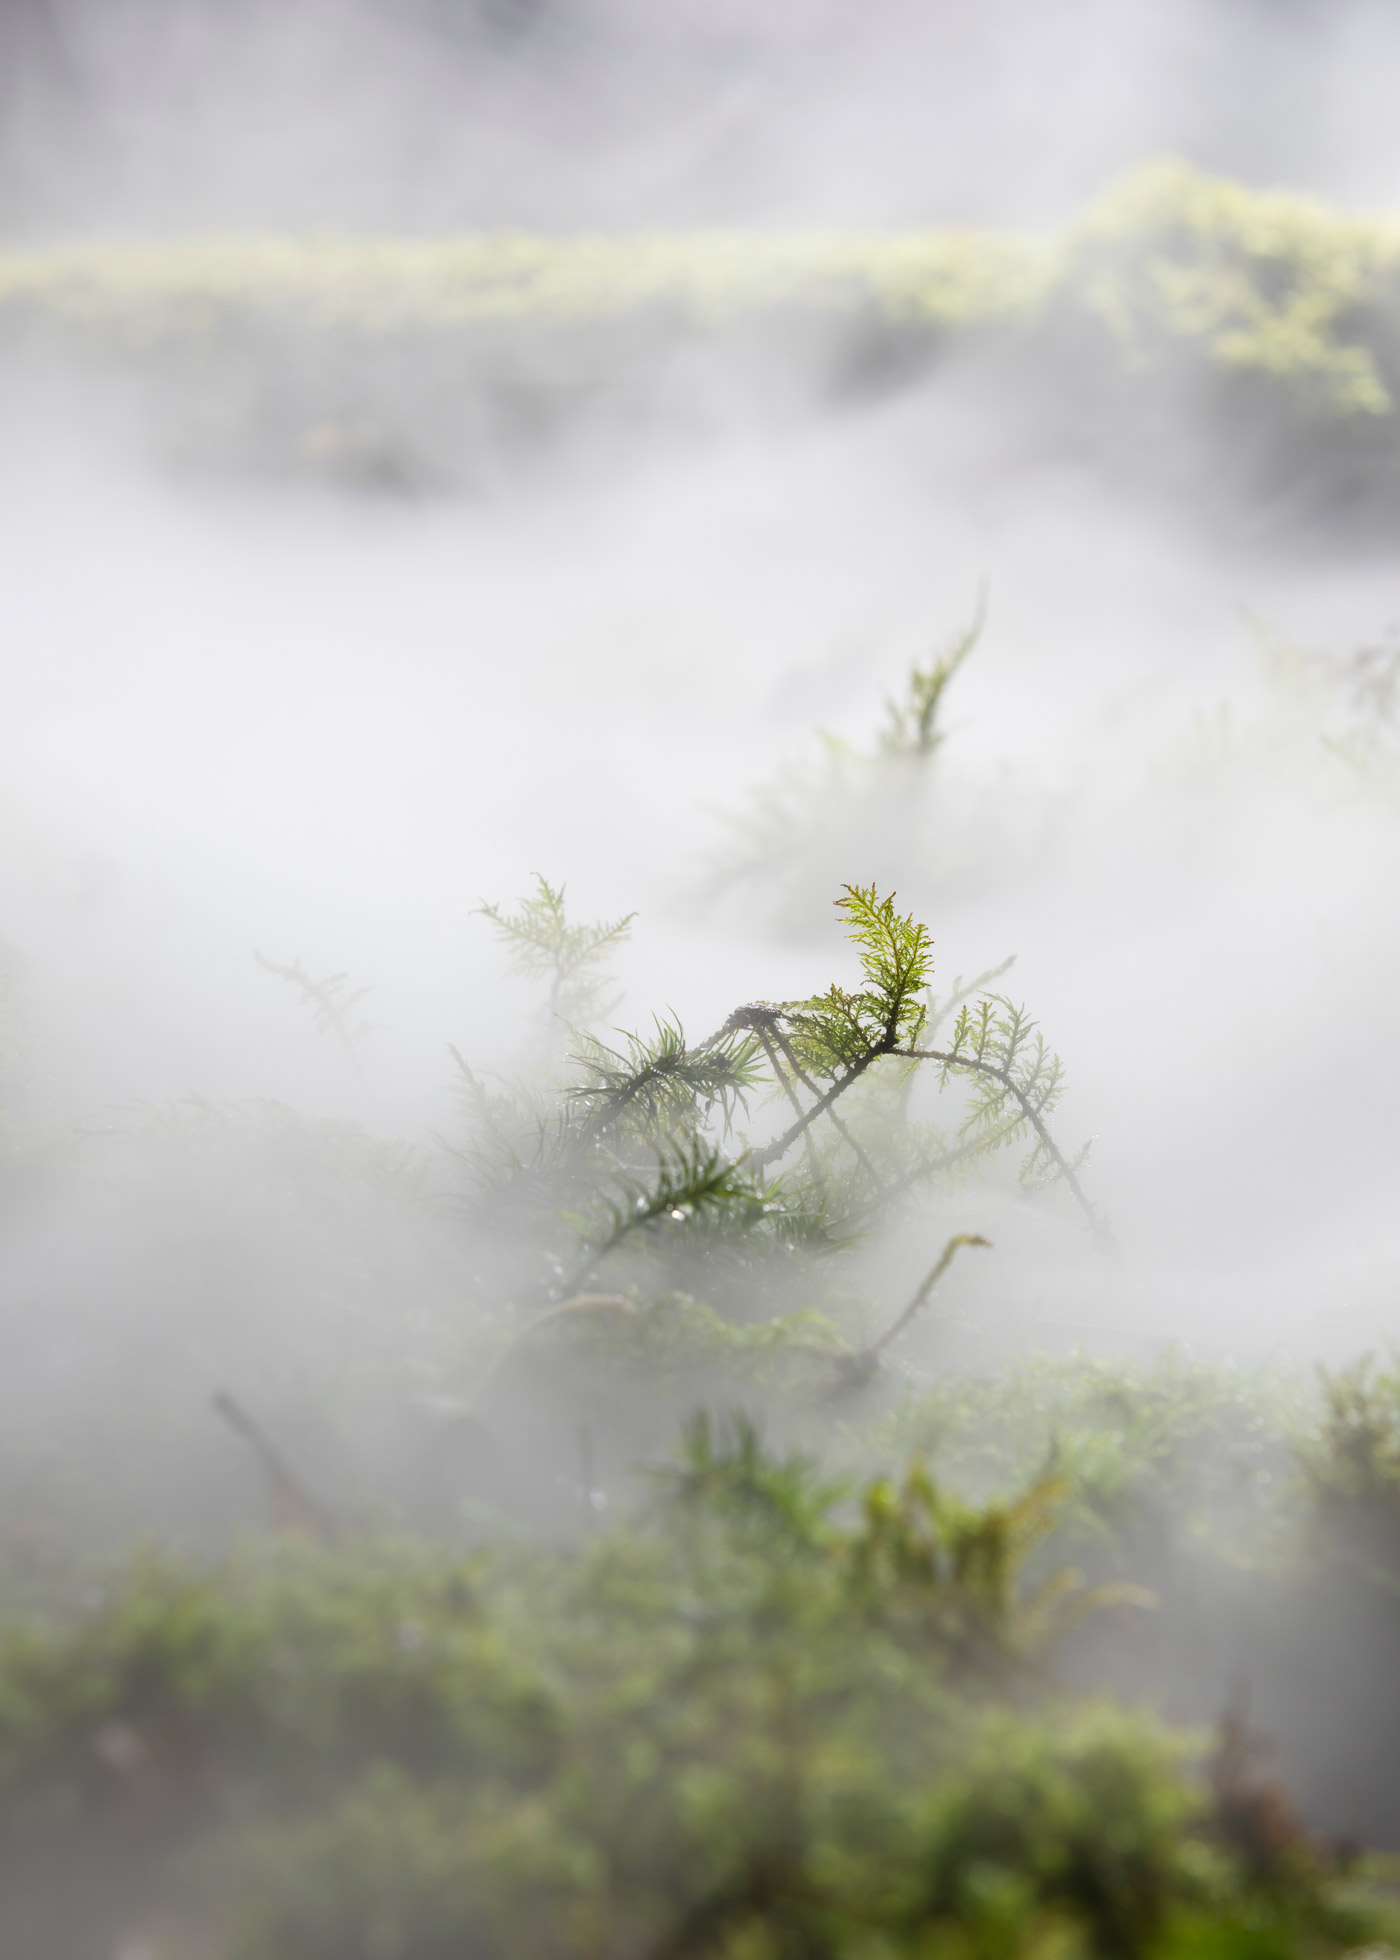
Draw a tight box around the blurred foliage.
[1298,1357,1400,1596]
[1238,616,1400,797]
[4,161,1398,426]
[254,952,376,1062]
[477,874,635,1030]
[708,600,1002,924]
[0,225,1035,337]
[881,1354,1307,1574]
[880,595,985,760]
[2,601,1400,1950]
[1065,162,1400,416]
[0,1420,1390,1960]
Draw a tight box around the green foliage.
[449,877,1090,1311]
[890,998,1103,1239]
[254,951,375,1060]
[845,1463,1088,1664]
[713,607,984,912]
[478,874,635,1028]
[8,162,1400,429]
[444,1055,569,1193]
[568,1015,762,1140]
[784,883,934,1075]
[881,594,986,758]
[0,226,1037,340]
[2,874,1395,1960]
[936,998,1074,1181]
[883,1353,1306,1570]
[0,1421,1382,1960]
[1298,1358,1400,1593]
[568,1139,776,1291]
[1070,159,1400,417]
[208,1703,1275,1960]
[659,1410,849,1547]
[11,164,1400,511]
[917,1705,1205,1957]
[1308,1358,1400,1499]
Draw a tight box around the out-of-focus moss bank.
[2,1413,1397,1960]
[6,160,1400,506]
[0,161,1394,409]
[0,226,1034,337]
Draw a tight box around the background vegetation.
[7,162,1400,510]
[4,806,1400,1953]
[4,13,1400,1928]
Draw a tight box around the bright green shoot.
[452,877,1101,1315]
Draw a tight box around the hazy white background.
[0,0,1397,1440]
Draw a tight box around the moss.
[1,1425,1393,1958]
[4,163,1398,417]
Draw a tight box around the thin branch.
[561,1145,759,1297]
[896,1045,1109,1243]
[692,1001,889,1178]
[775,1233,992,1396]
[749,1044,889,1174]
[768,1018,881,1187]
[868,1233,992,1356]
[696,999,892,1189]
[924,956,1017,1042]
[690,1001,779,1054]
[754,1023,826,1196]
[837,1128,1017,1228]
[212,1391,333,1540]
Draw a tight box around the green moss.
[5,162,1398,427]
[1,1424,1392,1959]
[880,1355,1306,1570]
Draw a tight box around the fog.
[2,0,1400,1878]
[6,382,1397,1362]
[10,0,1400,231]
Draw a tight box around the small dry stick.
[868,1233,992,1357]
[792,1233,993,1394]
[212,1391,333,1541]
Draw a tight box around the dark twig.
[750,1046,889,1174]
[767,1018,881,1187]
[212,1392,333,1540]
[754,1022,827,1196]
[692,1000,887,1180]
